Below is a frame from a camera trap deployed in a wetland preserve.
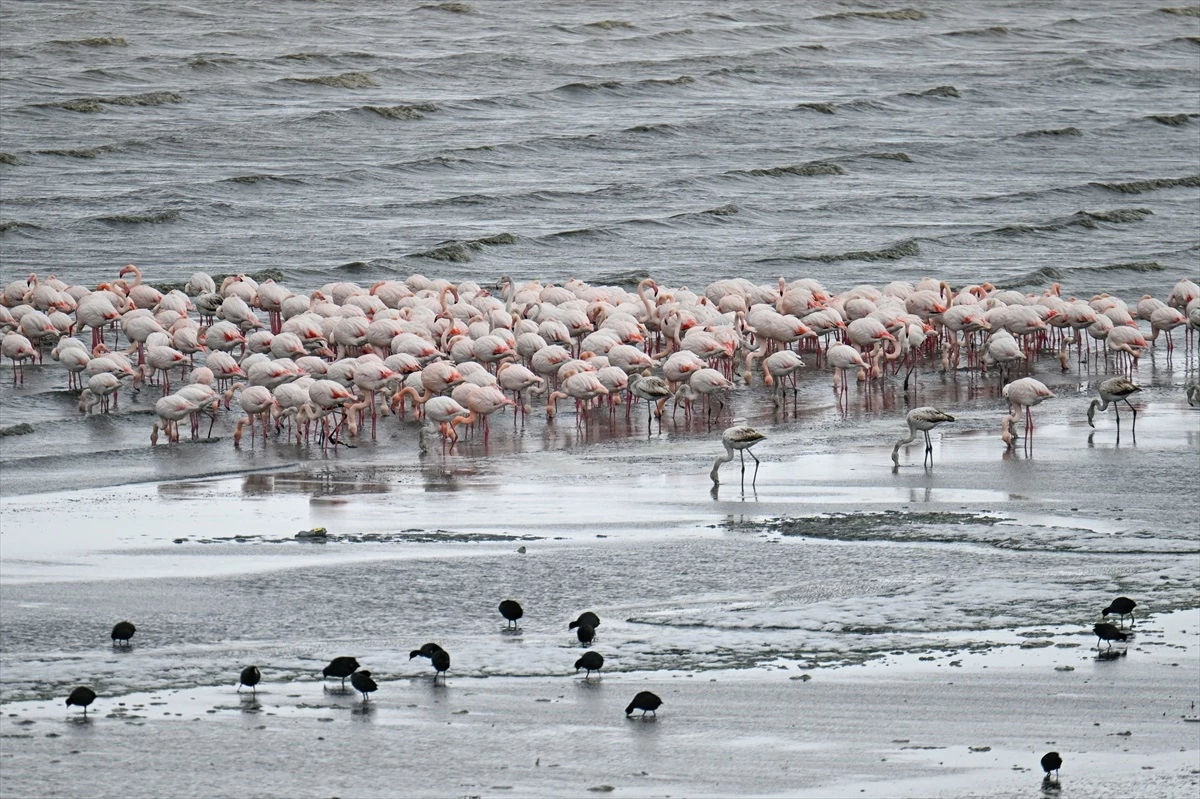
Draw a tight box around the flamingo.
[423,395,471,446]
[1001,377,1054,447]
[891,407,955,467]
[826,343,868,401]
[79,372,124,414]
[627,372,671,429]
[1087,376,1141,431]
[760,350,805,408]
[546,371,608,419]
[233,386,280,446]
[497,361,545,419]
[710,425,766,486]
[151,394,202,444]
[677,367,733,420]
[2,332,38,385]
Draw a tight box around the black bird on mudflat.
[1040,751,1062,783]
[625,691,662,717]
[1094,623,1128,649]
[350,670,377,702]
[575,651,604,679]
[322,656,360,688]
[111,621,136,647]
[238,666,261,695]
[499,600,523,628]
[431,648,451,682]
[575,623,595,646]
[569,612,600,631]
[66,686,97,716]
[409,642,444,660]
[1102,596,1137,628]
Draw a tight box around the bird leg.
[749,449,761,485]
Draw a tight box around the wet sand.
[2,356,1198,797]
[0,611,1197,799]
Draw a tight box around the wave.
[416,2,475,13]
[979,208,1152,236]
[623,122,678,135]
[795,102,836,114]
[995,265,1063,289]
[0,423,35,437]
[552,75,694,94]
[1016,126,1082,137]
[942,26,1010,37]
[36,145,119,158]
[863,151,913,162]
[1093,261,1166,273]
[220,174,304,185]
[0,152,18,165]
[277,51,377,62]
[40,91,184,112]
[1159,6,1200,15]
[761,238,920,264]
[411,233,518,262]
[901,85,960,98]
[93,209,182,225]
[287,72,378,89]
[671,203,740,220]
[583,20,635,30]
[733,162,846,177]
[1145,112,1195,125]
[815,9,926,21]
[540,227,617,241]
[361,103,438,120]
[0,221,42,234]
[50,36,128,47]
[1090,175,1200,193]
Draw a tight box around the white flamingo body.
[1001,377,1054,446]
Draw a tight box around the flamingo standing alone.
[891,407,956,467]
[1086,376,1141,431]
[710,425,767,486]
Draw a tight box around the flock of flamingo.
[2,266,1198,481]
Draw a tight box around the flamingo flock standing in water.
[1,269,1196,475]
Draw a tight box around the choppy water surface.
[1,1,1197,297]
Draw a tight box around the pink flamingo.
[151,394,201,444]
[1001,377,1054,447]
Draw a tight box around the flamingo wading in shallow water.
[1001,377,1054,448]
[891,407,955,467]
[1087,376,1141,431]
[710,425,766,486]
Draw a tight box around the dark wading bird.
[238,665,261,695]
[575,651,604,679]
[625,691,663,718]
[1102,596,1137,628]
[569,612,600,631]
[66,686,97,716]
[322,656,360,689]
[499,599,523,629]
[111,620,136,647]
[1040,751,1062,783]
[350,670,377,702]
[409,642,444,660]
[1087,376,1141,431]
[431,648,451,683]
[710,425,766,486]
[575,623,595,646]
[891,407,955,467]
[1093,623,1128,650]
